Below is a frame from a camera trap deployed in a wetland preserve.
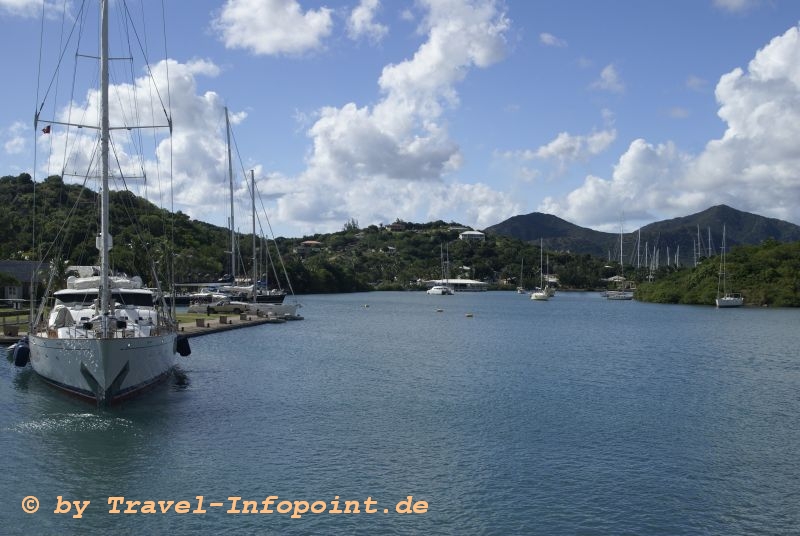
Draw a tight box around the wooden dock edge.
[1,315,287,345]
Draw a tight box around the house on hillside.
[459,230,485,242]
[0,260,46,308]
[294,240,323,257]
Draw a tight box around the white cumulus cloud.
[347,0,388,43]
[4,121,26,155]
[273,0,517,232]
[542,23,800,229]
[212,0,333,56]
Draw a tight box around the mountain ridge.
[483,205,800,260]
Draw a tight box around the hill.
[2,171,800,302]
[485,205,800,264]
[484,213,612,257]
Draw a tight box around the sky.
[1,0,800,238]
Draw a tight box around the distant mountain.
[483,213,613,257]
[484,205,800,262]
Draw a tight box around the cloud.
[0,0,64,18]
[347,0,388,43]
[272,0,516,232]
[502,129,617,177]
[34,1,518,235]
[539,32,567,47]
[686,75,709,92]
[35,56,252,223]
[4,121,26,155]
[668,107,690,119]
[212,0,333,56]
[539,139,689,229]
[541,24,800,229]
[591,64,625,93]
[712,0,760,13]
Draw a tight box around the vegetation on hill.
[635,239,800,307]
[2,173,800,305]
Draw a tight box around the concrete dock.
[1,313,296,345]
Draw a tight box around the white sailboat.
[244,170,302,319]
[716,225,743,308]
[531,239,549,301]
[427,243,454,295]
[516,256,526,294]
[606,219,634,300]
[24,0,188,405]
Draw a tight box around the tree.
[343,218,359,232]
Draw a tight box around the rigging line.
[31,164,96,327]
[61,3,95,181]
[227,112,294,296]
[47,0,71,178]
[160,0,176,306]
[249,184,282,291]
[117,2,148,200]
[109,138,147,238]
[255,181,297,297]
[134,0,155,209]
[30,0,49,327]
[229,126,278,288]
[36,0,86,119]
[120,0,170,127]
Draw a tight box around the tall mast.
[540,238,544,288]
[225,107,235,281]
[251,170,256,299]
[99,0,111,321]
[637,229,641,269]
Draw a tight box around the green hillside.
[2,172,800,305]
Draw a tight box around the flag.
[42,125,51,134]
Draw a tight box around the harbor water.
[2,291,799,535]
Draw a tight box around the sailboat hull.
[715,295,743,308]
[28,333,176,405]
[248,302,302,319]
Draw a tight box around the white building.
[459,230,485,242]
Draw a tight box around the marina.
[3,291,800,535]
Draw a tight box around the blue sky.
[1,0,800,239]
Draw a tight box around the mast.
[540,238,544,288]
[251,170,256,300]
[225,107,235,281]
[99,0,111,324]
[720,225,727,295]
[637,229,640,269]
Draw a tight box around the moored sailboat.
[716,225,743,308]
[243,171,303,319]
[531,239,549,301]
[24,0,188,405]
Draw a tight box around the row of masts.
[607,225,728,273]
[224,107,277,289]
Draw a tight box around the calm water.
[2,291,800,535]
